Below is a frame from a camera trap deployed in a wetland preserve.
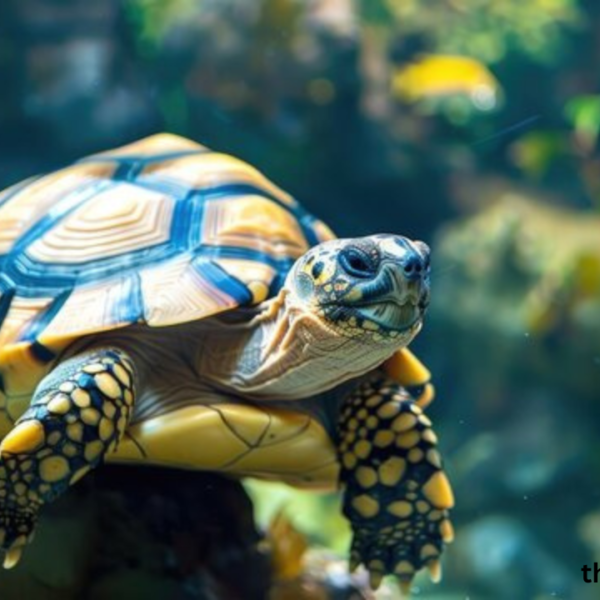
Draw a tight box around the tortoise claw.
[369,570,384,590]
[3,544,23,569]
[427,557,442,583]
[399,579,412,598]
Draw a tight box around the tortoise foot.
[0,347,136,568]
[338,375,454,593]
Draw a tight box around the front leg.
[0,347,136,568]
[338,373,454,594]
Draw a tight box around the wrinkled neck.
[200,291,403,400]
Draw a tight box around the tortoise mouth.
[353,300,424,331]
[321,298,425,333]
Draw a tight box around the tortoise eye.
[339,247,377,278]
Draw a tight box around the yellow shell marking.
[1,421,45,455]
[39,456,69,483]
[423,471,455,509]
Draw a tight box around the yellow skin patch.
[0,421,45,455]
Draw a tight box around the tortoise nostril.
[402,253,426,279]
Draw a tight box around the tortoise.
[0,134,454,592]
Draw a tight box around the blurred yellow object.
[268,510,309,581]
[392,54,499,108]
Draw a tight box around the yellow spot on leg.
[408,448,424,463]
[423,471,455,509]
[352,494,380,518]
[379,457,406,486]
[420,543,439,561]
[81,408,101,426]
[47,394,71,415]
[387,500,413,518]
[355,466,378,488]
[103,402,117,419]
[70,465,91,485]
[354,440,372,459]
[343,452,357,469]
[373,430,394,448]
[71,389,91,408]
[396,430,420,449]
[39,456,70,483]
[67,423,84,442]
[394,560,415,577]
[84,440,104,463]
[392,413,417,433]
[112,364,131,388]
[94,373,122,400]
[1,421,45,455]
[83,364,105,374]
[99,418,115,441]
[377,403,400,419]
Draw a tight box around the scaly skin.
[338,373,454,593]
[0,347,136,567]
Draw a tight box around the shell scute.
[0,134,334,358]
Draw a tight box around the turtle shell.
[0,134,335,360]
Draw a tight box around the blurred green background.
[1,1,600,599]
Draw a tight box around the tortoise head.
[286,235,430,345]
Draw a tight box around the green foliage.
[565,94,600,151]
[124,0,201,49]
[360,0,581,64]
